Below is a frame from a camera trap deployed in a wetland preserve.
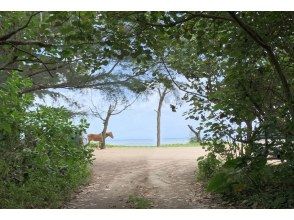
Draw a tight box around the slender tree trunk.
[156,105,161,147]
[244,120,253,156]
[100,105,112,149]
[156,88,168,147]
[263,127,270,159]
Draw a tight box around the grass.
[105,142,201,148]
[127,195,153,209]
[160,142,201,147]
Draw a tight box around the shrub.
[0,73,94,208]
[201,155,294,208]
[196,152,222,181]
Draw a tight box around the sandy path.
[66,147,227,209]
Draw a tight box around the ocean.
[106,137,190,146]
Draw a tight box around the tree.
[0,12,151,97]
[158,12,294,162]
[151,71,181,147]
[1,11,292,207]
[155,86,170,147]
[187,125,201,142]
[96,12,293,206]
[89,91,138,149]
[104,11,293,161]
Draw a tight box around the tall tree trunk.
[156,88,168,147]
[100,105,112,149]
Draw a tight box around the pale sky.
[37,88,198,142]
[86,92,194,140]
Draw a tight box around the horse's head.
[106,132,114,138]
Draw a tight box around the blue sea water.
[107,137,190,146]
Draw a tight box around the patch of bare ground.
[65,147,236,209]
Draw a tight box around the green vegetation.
[197,155,294,208]
[0,12,150,96]
[0,74,94,208]
[196,153,222,181]
[0,12,293,208]
[127,195,153,209]
[88,141,100,149]
[160,142,201,147]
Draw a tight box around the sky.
[38,88,198,143]
[86,92,194,140]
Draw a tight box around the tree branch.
[26,64,66,77]
[20,72,136,94]
[112,95,140,115]
[10,44,54,78]
[0,12,40,41]
[139,12,233,28]
[160,57,208,99]
[0,40,52,47]
[228,12,294,119]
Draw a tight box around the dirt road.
[66,147,228,209]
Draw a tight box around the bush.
[88,141,100,149]
[196,152,222,181]
[0,73,94,208]
[200,154,294,208]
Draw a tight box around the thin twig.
[160,57,207,99]
[9,44,53,78]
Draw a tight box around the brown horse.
[87,132,114,144]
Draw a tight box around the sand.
[65,147,230,209]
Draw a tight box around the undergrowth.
[0,74,94,208]
[127,195,153,209]
[196,153,294,208]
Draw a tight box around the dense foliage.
[0,11,293,208]
[0,12,149,97]
[98,11,294,208]
[0,73,93,208]
[151,12,294,208]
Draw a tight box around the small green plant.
[128,195,152,209]
[196,152,222,181]
[88,141,100,149]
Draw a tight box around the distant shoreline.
[105,142,201,148]
[106,137,191,146]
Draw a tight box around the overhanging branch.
[0,12,40,41]
[228,11,294,119]
[10,44,54,78]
